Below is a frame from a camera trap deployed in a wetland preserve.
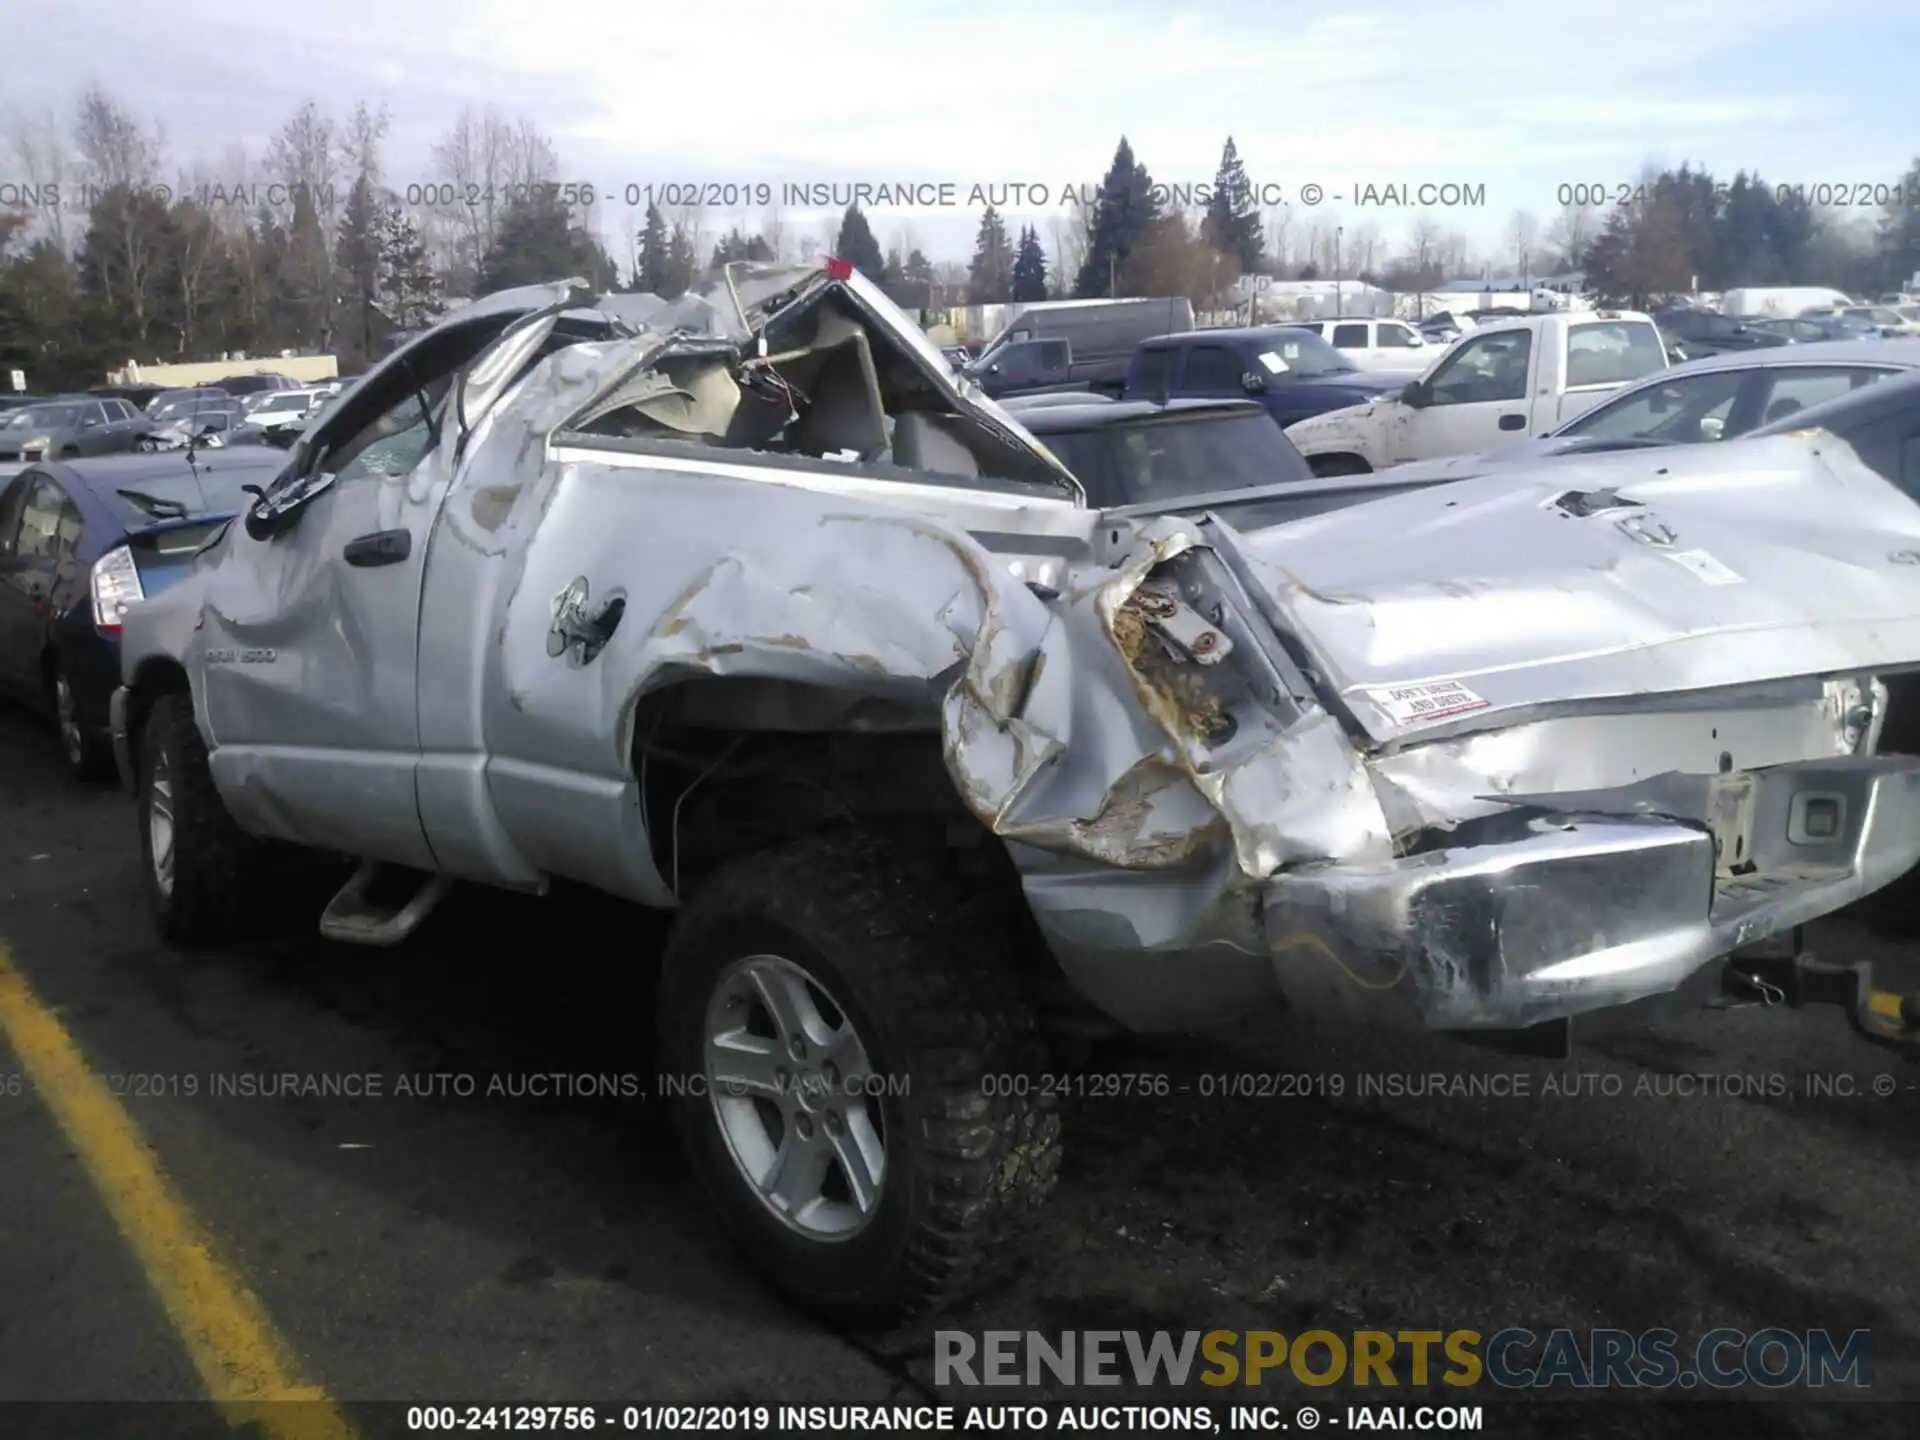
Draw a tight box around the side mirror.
[1401,379,1430,408]
[1240,371,1268,394]
[81,415,101,428]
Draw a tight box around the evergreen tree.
[376,202,442,330]
[479,191,616,296]
[1879,157,1920,288]
[1202,137,1264,272]
[663,223,698,297]
[967,206,1013,303]
[1075,137,1162,297]
[710,227,773,267]
[636,204,673,293]
[833,204,886,283]
[332,173,385,363]
[1010,226,1048,302]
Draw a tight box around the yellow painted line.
[0,944,357,1440]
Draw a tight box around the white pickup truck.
[1284,310,1671,473]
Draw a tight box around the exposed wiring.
[669,734,748,899]
[1270,931,1408,991]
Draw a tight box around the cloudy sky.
[7,0,1918,270]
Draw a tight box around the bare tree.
[1406,214,1442,272]
[1507,210,1541,281]
[1348,221,1382,279]
[669,201,709,277]
[7,107,72,250]
[73,88,163,193]
[429,105,560,282]
[71,90,171,343]
[1400,213,1444,308]
[266,100,339,222]
[264,101,343,348]
[1544,200,1598,271]
[340,101,391,188]
[1265,204,1292,273]
[760,206,790,262]
[1047,211,1089,296]
[169,201,221,356]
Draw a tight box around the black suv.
[1124,326,1407,428]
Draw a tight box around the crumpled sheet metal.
[627,505,1230,872]
[1085,515,1396,875]
[449,315,1391,880]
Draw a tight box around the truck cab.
[1283,311,1671,473]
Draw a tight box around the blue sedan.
[0,447,289,779]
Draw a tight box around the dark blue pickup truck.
[1123,324,1414,427]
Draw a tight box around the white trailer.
[1720,287,1852,318]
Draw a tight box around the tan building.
[106,354,340,387]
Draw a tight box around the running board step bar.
[319,861,453,946]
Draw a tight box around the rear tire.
[47,663,114,782]
[1308,452,1373,477]
[137,692,267,945]
[658,829,1061,1326]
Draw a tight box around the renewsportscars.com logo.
[935,1327,1873,1390]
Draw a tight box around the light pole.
[1334,225,1344,313]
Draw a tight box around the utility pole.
[1334,225,1344,313]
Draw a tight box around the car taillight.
[91,545,145,633]
[824,256,854,281]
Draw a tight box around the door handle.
[343,530,411,567]
[1499,414,1526,431]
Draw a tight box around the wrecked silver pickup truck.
[109,260,1920,1323]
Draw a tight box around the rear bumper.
[1265,755,1920,1030]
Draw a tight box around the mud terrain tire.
[658,829,1061,1326]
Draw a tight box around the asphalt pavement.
[1,699,1918,1439]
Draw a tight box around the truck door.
[197,298,570,867]
[980,341,1046,395]
[1388,325,1533,462]
[1036,339,1072,386]
[1554,318,1671,427]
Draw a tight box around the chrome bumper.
[1265,755,1920,1030]
[109,685,135,795]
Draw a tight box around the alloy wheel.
[702,953,886,1240]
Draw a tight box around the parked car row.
[0,376,350,468]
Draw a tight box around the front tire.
[658,830,1061,1326]
[137,693,266,945]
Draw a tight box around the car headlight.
[91,544,145,633]
[24,435,50,452]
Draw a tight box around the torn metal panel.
[1365,676,1885,839]
[1229,432,1920,748]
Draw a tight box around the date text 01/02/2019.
[978,1072,1346,1100]
[1557,179,1918,208]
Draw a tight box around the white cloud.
[5,0,1916,261]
